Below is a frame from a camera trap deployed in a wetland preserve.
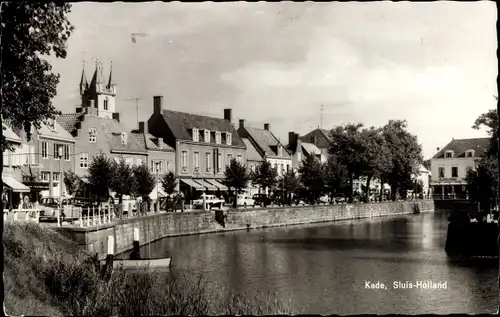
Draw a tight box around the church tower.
[79,59,117,119]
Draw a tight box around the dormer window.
[121,132,127,145]
[465,150,475,158]
[47,119,56,131]
[278,144,283,156]
[226,132,232,145]
[192,128,199,142]
[444,150,454,158]
[204,130,210,143]
[215,131,221,144]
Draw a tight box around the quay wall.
[56,200,434,260]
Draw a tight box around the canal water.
[124,211,499,314]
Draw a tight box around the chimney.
[224,109,232,123]
[239,119,245,129]
[154,96,163,114]
[288,132,298,146]
[112,112,120,122]
[157,138,163,149]
[264,123,270,131]
[138,121,145,133]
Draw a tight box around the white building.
[430,137,490,199]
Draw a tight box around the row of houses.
[2,61,332,205]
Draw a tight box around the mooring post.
[130,227,141,260]
[104,235,114,279]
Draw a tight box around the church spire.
[79,61,88,95]
[107,61,114,88]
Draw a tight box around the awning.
[194,179,217,191]
[206,179,228,191]
[180,178,205,191]
[431,182,466,186]
[3,176,30,193]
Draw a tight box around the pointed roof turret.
[79,61,88,88]
[88,59,105,91]
[107,61,114,88]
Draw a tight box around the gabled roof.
[2,125,22,143]
[301,142,321,156]
[242,138,263,161]
[130,132,175,152]
[301,128,332,142]
[432,137,491,159]
[244,126,291,159]
[319,129,332,141]
[160,109,245,147]
[37,121,75,142]
[108,132,146,154]
[57,113,84,134]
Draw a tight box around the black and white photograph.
[1,1,499,315]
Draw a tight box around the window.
[205,130,210,143]
[136,158,142,166]
[125,157,133,166]
[53,143,60,160]
[237,154,242,164]
[215,131,221,144]
[41,172,50,182]
[104,98,109,110]
[181,151,188,173]
[444,151,453,158]
[63,145,70,161]
[194,152,200,173]
[278,145,282,156]
[286,164,290,172]
[227,153,232,163]
[3,150,9,166]
[217,153,222,173]
[466,150,474,157]
[250,164,255,173]
[89,128,97,143]
[167,160,172,172]
[158,160,165,174]
[281,164,284,174]
[80,153,89,168]
[192,128,199,142]
[226,133,232,145]
[451,166,458,178]
[438,167,445,178]
[41,141,48,159]
[121,132,127,145]
[206,152,212,172]
[53,172,60,182]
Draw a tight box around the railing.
[4,209,42,223]
[77,205,116,228]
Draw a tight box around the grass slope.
[4,222,297,316]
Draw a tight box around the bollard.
[104,235,114,279]
[130,228,141,260]
[98,205,102,225]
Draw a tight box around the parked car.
[293,196,306,206]
[334,194,346,204]
[252,194,272,207]
[192,194,225,210]
[39,197,60,217]
[236,195,256,208]
[318,195,330,205]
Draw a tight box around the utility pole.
[320,105,324,129]
[124,97,143,128]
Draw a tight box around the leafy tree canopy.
[86,153,113,202]
[1,2,74,151]
[161,171,177,195]
[252,161,278,191]
[133,163,156,199]
[298,155,325,203]
[63,170,84,197]
[222,159,250,194]
[110,157,136,203]
[324,155,350,197]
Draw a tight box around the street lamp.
[57,145,63,227]
[155,160,160,213]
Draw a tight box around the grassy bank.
[4,222,297,316]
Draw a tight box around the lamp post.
[155,160,160,213]
[57,145,63,227]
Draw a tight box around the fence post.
[25,210,30,222]
[98,205,102,225]
[130,228,140,260]
[79,209,83,228]
[91,206,95,226]
[104,235,114,279]
[13,210,18,222]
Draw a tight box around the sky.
[47,1,497,159]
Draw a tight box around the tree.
[1,3,74,151]
[422,159,431,171]
[161,171,177,196]
[472,106,498,156]
[87,153,113,204]
[63,170,84,197]
[328,123,365,203]
[298,156,325,204]
[251,161,278,207]
[132,163,156,201]
[278,169,300,205]
[380,120,423,201]
[324,155,350,201]
[222,159,250,208]
[109,157,136,218]
[465,156,498,219]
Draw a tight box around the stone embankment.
[56,200,434,259]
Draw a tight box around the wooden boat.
[100,256,172,269]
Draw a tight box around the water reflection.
[123,213,498,314]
